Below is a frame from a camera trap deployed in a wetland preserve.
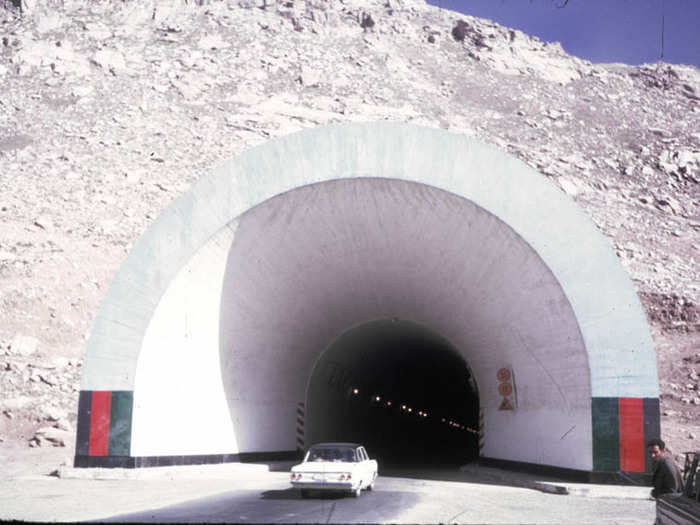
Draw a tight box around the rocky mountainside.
[0,0,698,463]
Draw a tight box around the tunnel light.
[375,395,381,402]
[408,408,412,413]
[352,388,359,395]
[401,404,406,410]
[442,418,446,423]
[386,401,392,406]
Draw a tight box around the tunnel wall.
[75,123,659,473]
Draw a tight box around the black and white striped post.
[296,402,305,455]
[478,407,485,457]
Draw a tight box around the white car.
[290,442,378,498]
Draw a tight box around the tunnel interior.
[306,319,479,468]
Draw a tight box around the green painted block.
[108,391,133,456]
[592,397,619,471]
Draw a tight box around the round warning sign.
[498,382,513,396]
[497,367,511,382]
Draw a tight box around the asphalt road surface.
[98,471,655,524]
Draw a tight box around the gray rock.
[42,406,67,422]
[655,195,682,215]
[10,334,38,356]
[38,373,55,386]
[91,48,126,74]
[299,65,322,87]
[558,177,583,197]
[83,22,112,41]
[51,357,70,369]
[3,397,32,410]
[34,426,70,447]
[55,418,73,432]
[33,216,53,230]
[198,33,230,50]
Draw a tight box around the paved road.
[99,472,655,524]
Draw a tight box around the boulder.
[91,48,126,74]
[10,334,38,356]
[42,406,67,422]
[34,426,71,447]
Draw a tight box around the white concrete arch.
[77,123,658,473]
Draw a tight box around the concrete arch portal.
[75,123,659,479]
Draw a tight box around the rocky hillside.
[0,0,698,462]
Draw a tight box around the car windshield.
[306,447,357,462]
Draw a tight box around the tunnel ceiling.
[219,176,590,414]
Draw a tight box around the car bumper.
[291,481,357,492]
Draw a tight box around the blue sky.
[426,0,700,68]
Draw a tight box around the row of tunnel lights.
[350,387,479,435]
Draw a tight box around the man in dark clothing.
[647,438,683,498]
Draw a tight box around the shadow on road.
[91,486,419,523]
[261,488,363,500]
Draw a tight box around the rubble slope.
[0,0,698,465]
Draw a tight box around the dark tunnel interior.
[306,320,480,468]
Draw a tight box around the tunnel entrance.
[77,123,659,475]
[306,320,479,468]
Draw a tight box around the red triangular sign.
[499,397,513,411]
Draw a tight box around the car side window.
[358,447,367,461]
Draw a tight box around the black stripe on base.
[75,390,92,456]
[478,456,652,485]
[643,397,660,474]
[73,450,301,469]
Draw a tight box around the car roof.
[309,442,362,448]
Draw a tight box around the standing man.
[647,438,683,499]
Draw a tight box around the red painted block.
[89,391,112,456]
[619,398,644,472]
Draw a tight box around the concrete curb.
[56,462,271,480]
[530,481,569,495]
[458,464,652,500]
[529,481,653,500]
